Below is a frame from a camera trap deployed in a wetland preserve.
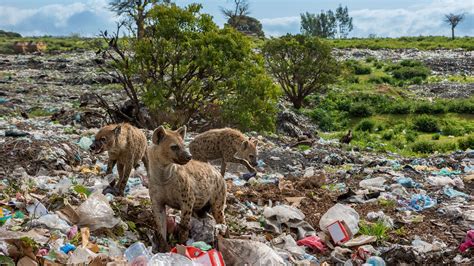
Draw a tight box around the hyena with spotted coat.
[189,128,259,176]
[147,126,226,251]
[90,123,148,195]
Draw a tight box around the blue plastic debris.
[399,194,436,212]
[397,177,422,188]
[432,168,461,176]
[443,186,470,199]
[60,243,76,254]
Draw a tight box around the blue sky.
[0,0,472,37]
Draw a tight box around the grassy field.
[306,56,474,156]
[0,36,104,54]
[326,36,474,50]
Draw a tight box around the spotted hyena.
[147,126,226,251]
[189,128,259,176]
[90,123,148,195]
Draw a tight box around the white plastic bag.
[148,253,195,266]
[217,237,286,266]
[359,177,386,191]
[77,191,119,231]
[319,203,360,235]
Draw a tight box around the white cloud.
[0,0,117,36]
[259,0,474,37]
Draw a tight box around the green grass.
[0,36,105,54]
[327,36,474,51]
[359,220,390,242]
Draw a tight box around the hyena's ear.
[152,126,166,145]
[176,126,187,139]
[241,140,249,150]
[251,138,259,146]
[114,125,121,137]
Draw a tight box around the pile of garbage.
[1,51,473,265]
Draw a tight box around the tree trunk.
[451,26,455,40]
[137,17,145,40]
[291,96,304,109]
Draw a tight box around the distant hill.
[0,30,22,37]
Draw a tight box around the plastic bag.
[217,236,286,266]
[319,203,360,235]
[76,191,119,231]
[359,177,386,191]
[148,253,195,266]
[297,236,326,252]
[396,177,421,188]
[77,136,93,150]
[263,205,316,239]
[33,214,70,233]
[125,242,151,266]
[26,199,48,219]
[443,186,470,199]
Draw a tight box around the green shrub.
[411,140,435,154]
[414,102,446,114]
[384,102,412,114]
[446,100,474,114]
[356,118,376,132]
[347,75,359,83]
[436,142,457,153]
[368,75,393,84]
[432,133,440,140]
[354,64,372,75]
[310,108,348,131]
[392,66,430,80]
[413,115,439,133]
[441,123,464,136]
[382,130,395,140]
[365,56,377,63]
[411,76,423,84]
[374,61,384,69]
[405,130,419,142]
[400,59,424,67]
[458,135,474,150]
[349,102,373,117]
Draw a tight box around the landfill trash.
[26,199,48,219]
[60,243,76,254]
[271,234,306,257]
[148,253,195,266]
[443,186,470,199]
[5,129,30,137]
[432,168,461,176]
[359,177,386,191]
[242,172,257,181]
[171,245,225,266]
[217,236,286,265]
[124,242,151,266]
[399,194,436,212]
[366,211,394,228]
[17,257,37,266]
[320,203,360,235]
[76,191,120,231]
[343,235,377,247]
[263,204,316,239]
[427,175,455,187]
[32,214,71,233]
[77,136,93,150]
[396,177,421,188]
[189,242,211,252]
[365,256,386,266]
[459,230,474,252]
[296,236,326,252]
[327,220,351,244]
[411,236,446,253]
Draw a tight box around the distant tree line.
[300,4,353,38]
[0,30,22,38]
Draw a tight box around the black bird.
[340,130,353,144]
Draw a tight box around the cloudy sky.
[0,0,472,37]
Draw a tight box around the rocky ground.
[0,51,473,265]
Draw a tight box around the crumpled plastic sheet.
[319,203,360,235]
[459,230,474,253]
[431,168,461,176]
[263,205,316,240]
[396,177,422,188]
[443,186,470,199]
[398,194,437,212]
[76,191,120,231]
[148,252,195,266]
[217,237,286,266]
[297,236,326,252]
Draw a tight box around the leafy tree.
[300,11,337,38]
[101,3,278,130]
[263,34,339,109]
[335,5,353,38]
[109,0,170,39]
[444,13,464,39]
[221,0,264,37]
